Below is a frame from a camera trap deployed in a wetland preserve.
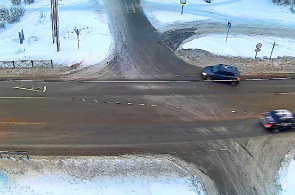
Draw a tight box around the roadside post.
[226,22,231,42]
[74,27,82,49]
[255,43,262,59]
[18,30,24,44]
[180,0,187,15]
[269,42,276,60]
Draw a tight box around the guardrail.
[0,60,53,68]
[0,151,30,160]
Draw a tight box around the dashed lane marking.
[0,121,45,125]
[0,97,45,99]
[13,85,47,93]
[43,86,47,93]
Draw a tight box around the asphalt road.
[67,0,202,80]
[0,79,294,147]
[1,79,295,194]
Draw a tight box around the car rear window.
[271,112,281,122]
[271,110,294,122]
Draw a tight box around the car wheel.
[271,127,280,133]
[231,81,238,86]
[206,76,212,81]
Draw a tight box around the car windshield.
[211,65,220,73]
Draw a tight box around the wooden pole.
[77,34,80,49]
[226,27,230,42]
[55,0,60,52]
[51,0,55,44]
[181,5,184,15]
[269,42,276,60]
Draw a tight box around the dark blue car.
[260,109,295,133]
[201,64,241,86]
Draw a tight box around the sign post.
[255,43,262,59]
[180,0,187,15]
[269,42,276,60]
[226,22,231,42]
[74,28,82,49]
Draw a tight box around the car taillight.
[260,113,265,117]
[265,124,273,128]
[237,77,241,81]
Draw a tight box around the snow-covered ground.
[143,0,295,26]
[278,152,295,195]
[149,11,210,25]
[142,0,295,58]
[0,155,211,195]
[181,34,295,58]
[0,0,113,68]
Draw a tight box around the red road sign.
[256,43,262,49]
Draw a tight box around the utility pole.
[55,0,60,52]
[51,0,60,52]
[51,0,55,43]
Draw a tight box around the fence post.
[51,60,53,68]
[12,61,15,68]
[31,60,34,68]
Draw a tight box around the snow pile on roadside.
[181,34,295,58]
[278,152,295,194]
[0,0,113,68]
[0,155,210,195]
[149,11,210,24]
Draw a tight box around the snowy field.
[279,153,295,195]
[181,34,295,58]
[142,0,295,58]
[0,155,210,195]
[0,0,113,68]
[143,0,295,26]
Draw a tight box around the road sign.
[256,43,262,49]
[255,43,262,58]
[228,22,231,29]
[180,0,187,5]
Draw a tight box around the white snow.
[142,0,295,58]
[279,154,295,194]
[151,11,210,24]
[143,0,295,25]
[181,34,295,58]
[0,0,113,68]
[0,155,207,195]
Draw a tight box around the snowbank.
[0,155,210,195]
[150,11,210,24]
[0,0,113,68]
[181,34,295,58]
[278,151,295,195]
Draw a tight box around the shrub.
[7,6,25,24]
[24,0,34,4]
[273,0,295,4]
[11,0,21,6]
[0,7,9,20]
[0,20,4,28]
